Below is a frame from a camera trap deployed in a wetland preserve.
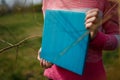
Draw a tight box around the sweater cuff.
[89,31,107,50]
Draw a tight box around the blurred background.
[0,0,120,80]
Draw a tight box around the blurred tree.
[1,0,7,6]
[0,0,11,15]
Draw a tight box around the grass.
[103,49,120,80]
[0,12,120,80]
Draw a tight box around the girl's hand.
[85,8,101,40]
[37,49,53,68]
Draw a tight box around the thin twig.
[0,39,14,46]
[0,35,41,53]
[15,46,19,67]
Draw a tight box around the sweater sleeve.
[89,1,120,50]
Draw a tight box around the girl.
[38,0,120,80]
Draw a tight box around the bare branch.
[0,39,14,46]
[0,35,41,53]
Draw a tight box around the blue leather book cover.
[40,10,89,75]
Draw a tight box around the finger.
[42,59,46,67]
[37,55,40,61]
[43,59,51,68]
[45,61,50,68]
[86,23,98,32]
[86,12,98,19]
[37,49,41,61]
[44,60,48,68]
[40,58,44,67]
[85,22,93,29]
[86,16,97,24]
[45,61,53,68]
[86,11,99,20]
[38,48,41,55]
[85,22,97,30]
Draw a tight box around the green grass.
[103,49,120,80]
[0,12,120,80]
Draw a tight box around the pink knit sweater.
[41,0,120,80]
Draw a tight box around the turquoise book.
[40,10,89,75]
